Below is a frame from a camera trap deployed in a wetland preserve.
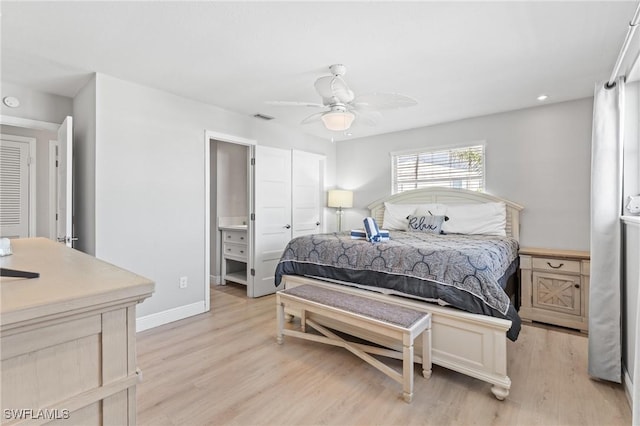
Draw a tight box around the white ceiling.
[1,1,638,141]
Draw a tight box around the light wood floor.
[137,283,631,426]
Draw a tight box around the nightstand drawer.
[223,231,247,244]
[532,257,581,274]
[224,243,247,260]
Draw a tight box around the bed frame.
[281,187,524,400]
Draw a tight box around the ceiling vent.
[253,113,274,121]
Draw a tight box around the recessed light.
[3,96,20,108]
[537,94,548,101]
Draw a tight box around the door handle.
[316,222,321,226]
[284,224,291,229]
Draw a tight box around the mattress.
[275,230,521,340]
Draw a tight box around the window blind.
[392,144,485,193]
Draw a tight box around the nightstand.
[220,226,248,285]
[519,247,590,332]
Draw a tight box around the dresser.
[1,238,153,425]
[220,226,248,285]
[519,247,590,332]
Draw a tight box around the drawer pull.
[240,250,244,254]
[574,284,580,288]
[240,236,244,240]
[547,262,564,269]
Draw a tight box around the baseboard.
[624,365,633,410]
[136,301,206,332]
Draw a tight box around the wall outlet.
[179,276,188,289]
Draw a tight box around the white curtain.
[589,78,625,383]
[635,261,640,425]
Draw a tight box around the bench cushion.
[281,285,427,329]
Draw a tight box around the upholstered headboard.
[367,187,524,242]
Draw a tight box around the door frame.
[204,130,256,311]
[48,140,58,240]
[0,133,37,237]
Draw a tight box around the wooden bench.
[276,284,432,403]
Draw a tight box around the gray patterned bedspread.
[274,231,521,340]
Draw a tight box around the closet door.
[292,150,324,238]
[252,146,292,297]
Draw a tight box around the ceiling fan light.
[321,111,355,131]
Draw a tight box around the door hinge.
[55,213,58,220]
[250,268,255,276]
[250,213,255,221]
[27,157,33,165]
[56,160,59,167]
[251,158,255,166]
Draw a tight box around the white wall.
[86,73,335,320]
[336,98,594,251]
[216,141,248,218]
[72,74,97,255]
[1,81,72,123]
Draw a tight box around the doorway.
[0,116,74,245]
[204,130,255,310]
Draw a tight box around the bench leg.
[422,329,432,379]
[300,309,307,333]
[276,297,284,345]
[402,336,414,403]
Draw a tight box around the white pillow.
[441,202,507,236]
[382,202,447,230]
[413,204,448,217]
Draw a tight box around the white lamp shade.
[321,111,355,131]
[327,190,353,208]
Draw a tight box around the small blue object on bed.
[363,217,382,242]
[350,229,390,241]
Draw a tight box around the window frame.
[390,141,486,194]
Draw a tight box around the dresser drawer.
[223,230,247,244]
[224,243,247,260]
[532,257,581,274]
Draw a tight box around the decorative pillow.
[441,202,507,236]
[382,202,447,230]
[382,203,422,230]
[406,215,446,234]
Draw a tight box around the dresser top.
[519,247,590,260]
[1,238,154,327]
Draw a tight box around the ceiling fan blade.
[352,109,382,126]
[314,76,354,104]
[265,100,325,108]
[300,111,326,125]
[351,93,418,110]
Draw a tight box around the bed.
[276,187,524,400]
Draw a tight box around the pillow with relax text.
[382,202,447,230]
[406,214,446,234]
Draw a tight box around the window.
[391,144,485,194]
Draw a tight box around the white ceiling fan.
[267,64,417,132]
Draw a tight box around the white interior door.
[0,137,32,238]
[252,145,291,297]
[56,116,74,247]
[292,150,324,238]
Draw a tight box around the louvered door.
[0,138,30,238]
